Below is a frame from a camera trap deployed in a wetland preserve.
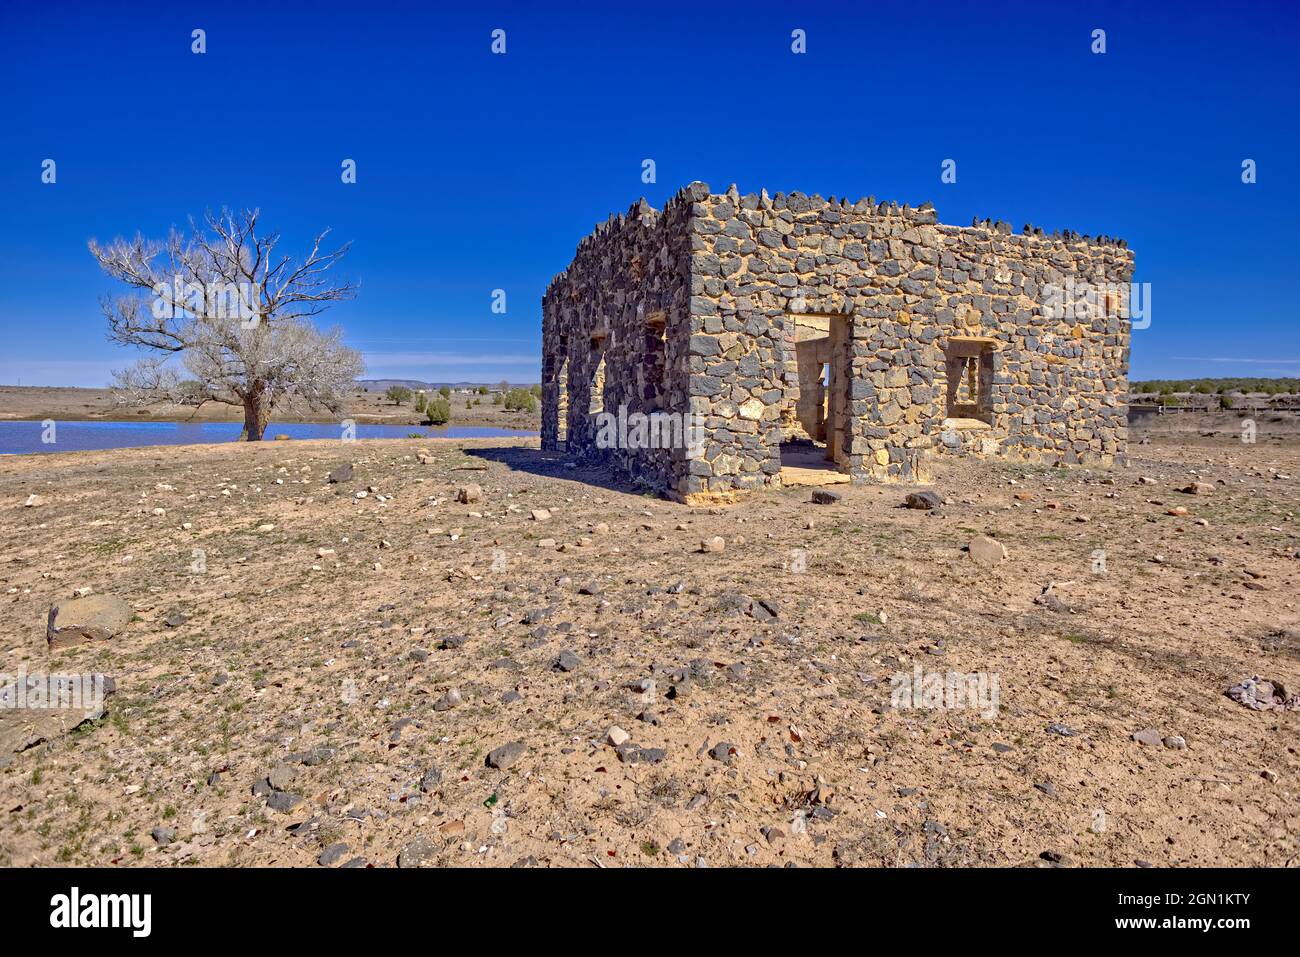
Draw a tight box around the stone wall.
[683,182,1134,493]
[541,193,695,493]
[543,182,1134,501]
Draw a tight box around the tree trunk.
[241,391,272,441]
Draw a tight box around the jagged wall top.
[545,182,1129,297]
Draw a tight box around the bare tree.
[89,208,364,440]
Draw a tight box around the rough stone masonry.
[541,182,1134,504]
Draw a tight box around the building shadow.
[465,445,648,496]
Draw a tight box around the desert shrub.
[503,388,537,413]
[425,397,451,425]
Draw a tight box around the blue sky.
[1,0,1297,386]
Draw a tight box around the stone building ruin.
[541,182,1134,504]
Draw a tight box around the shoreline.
[0,410,539,428]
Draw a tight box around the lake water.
[0,420,536,455]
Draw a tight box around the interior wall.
[793,335,830,440]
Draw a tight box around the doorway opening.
[780,314,851,486]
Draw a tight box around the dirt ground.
[0,385,539,432]
[0,425,1296,868]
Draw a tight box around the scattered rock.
[904,491,943,510]
[1131,727,1162,747]
[46,594,132,649]
[607,725,630,747]
[327,464,353,483]
[318,842,350,866]
[267,764,298,791]
[266,791,303,813]
[487,741,527,769]
[150,826,176,846]
[397,836,437,868]
[709,741,738,765]
[419,766,443,792]
[554,650,581,672]
[700,536,726,554]
[616,744,665,765]
[1225,676,1300,712]
[456,484,482,504]
[433,688,462,711]
[810,489,841,505]
[968,534,1008,567]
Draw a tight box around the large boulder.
[46,594,132,650]
[905,490,943,510]
[968,535,1008,567]
[0,674,116,757]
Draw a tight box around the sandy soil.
[0,428,1296,868]
[0,385,539,432]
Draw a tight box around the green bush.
[503,387,537,413]
[386,386,412,406]
[425,397,451,425]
